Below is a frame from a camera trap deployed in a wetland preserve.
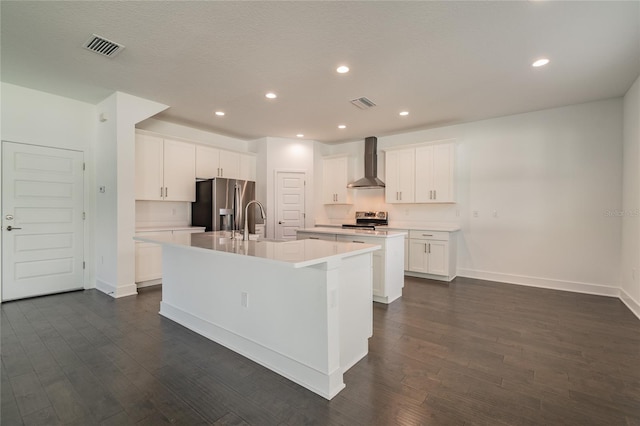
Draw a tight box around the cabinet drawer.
[297,232,337,242]
[336,234,385,250]
[409,230,449,241]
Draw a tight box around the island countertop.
[134,231,380,269]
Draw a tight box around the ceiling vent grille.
[350,97,377,110]
[83,34,124,58]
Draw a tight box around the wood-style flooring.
[2,276,639,425]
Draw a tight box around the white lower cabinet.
[297,230,405,303]
[406,230,457,281]
[135,228,205,285]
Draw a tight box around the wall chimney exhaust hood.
[347,136,385,189]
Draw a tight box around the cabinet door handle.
[165,187,168,198]
[160,187,164,197]
[309,237,319,240]
[399,191,402,201]
[422,234,433,237]
[352,240,365,244]
[434,190,436,200]
[428,243,431,254]
[429,190,433,200]
[424,243,427,253]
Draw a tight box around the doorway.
[2,141,84,301]
[274,171,306,241]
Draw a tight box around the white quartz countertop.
[134,231,380,269]
[136,226,206,233]
[297,227,407,238]
[314,222,461,232]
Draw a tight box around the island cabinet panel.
[135,133,196,201]
[298,228,406,304]
[322,156,352,204]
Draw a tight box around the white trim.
[160,300,345,400]
[96,280,138,298]
[457,268,620,297]
[619,288,640,320]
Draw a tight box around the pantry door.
[2,141,84,301]
[275,171,305,241]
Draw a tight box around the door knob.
[6,226,22,231]
[278,221,284,224]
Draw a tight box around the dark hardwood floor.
[2,276,639,425]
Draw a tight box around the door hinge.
[303,213,306,218]
[83,162,86,171]
[82,212,86,220]
[83,261,85,270]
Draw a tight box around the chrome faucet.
[243,200,266,241]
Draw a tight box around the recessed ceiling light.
[214,111,225,116]
[296,134,304,138]
[336,65,349,74]
[265,92,277,99]
[532,58,550,67]
[399,111,409,116]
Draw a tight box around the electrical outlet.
[241,291,249,307]
[473,210,479,218]
[492,210,498,218]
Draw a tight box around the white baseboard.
[95,280,138,299]
[457,268,620,297]
[619,288,640,320]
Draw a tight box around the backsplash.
[136,200,191,228]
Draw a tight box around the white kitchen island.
[133,232,380,400]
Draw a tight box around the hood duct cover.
[348,136,385,189]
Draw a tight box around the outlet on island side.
[241,291,249,308]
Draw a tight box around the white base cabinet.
[405,229,457,281]
[135,228,205,285]
[297,230,405,304]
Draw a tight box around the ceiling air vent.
[350,97,377,110]
[82,34,124,58]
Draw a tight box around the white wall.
[137,118,249,152]
[621,75,640,317]
[322,99,624,296]
[0,82,97,292]
[94,93,167,298]
[251,137,315,238]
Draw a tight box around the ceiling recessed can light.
[532,58,550,67]
[338,125,346,129]
[296,134,304,138]
[215,111,225,116]
[265,92,277,99]
[399,111,409,116]
[336,65,349,74]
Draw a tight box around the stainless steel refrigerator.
[192,178,257,233]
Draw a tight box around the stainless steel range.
[342,211,388,230]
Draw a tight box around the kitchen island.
[133,232,380,400]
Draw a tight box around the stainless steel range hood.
[347,136,385,189]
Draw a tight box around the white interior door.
[2,141,84,301]
[275,171,305,241]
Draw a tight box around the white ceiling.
[2,1,639,144]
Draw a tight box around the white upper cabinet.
[385,140,455,204]
[323,155,352,204]
[385,148,415,204]
[415,143,455,203]
[196,145,254,180]
[195,145,220,179]
[136,133,196,201]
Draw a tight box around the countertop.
[297,227,407,238]
[135,226,206,233]
[134,231,380,269]
[314,222,461,232]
